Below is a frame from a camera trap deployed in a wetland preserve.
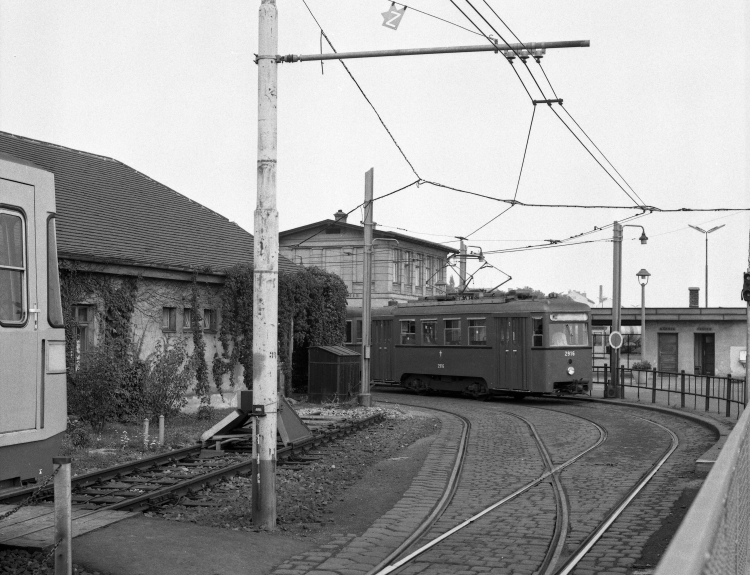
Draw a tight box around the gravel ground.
[0,404,440,574]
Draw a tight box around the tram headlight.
[567,366,575,376]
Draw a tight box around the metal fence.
[592,365,747,419]
[654,403,750,575]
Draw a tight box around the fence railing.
[592,365,747,419]
[654,404,750,575]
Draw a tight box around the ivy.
[189,271,211,414]
[214,265,348,390]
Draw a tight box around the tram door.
[0,178,39,434]
[371,319,392,381]
[496,317,527,389]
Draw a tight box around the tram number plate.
[437,364,445,369]
[565,351,576,357]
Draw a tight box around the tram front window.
[549,323,589,347]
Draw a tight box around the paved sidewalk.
[270,408,464,575]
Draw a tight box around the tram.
[346,292,592,398]
[0,152,67,490]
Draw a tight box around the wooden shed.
[308,345,361,403]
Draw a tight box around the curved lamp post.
[636,269,651,362]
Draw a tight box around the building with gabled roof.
[0,131,297,403]
[280,210,458,307]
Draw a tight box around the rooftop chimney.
[689,287,700,308]
[333,209,347,223]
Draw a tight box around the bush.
[68,344,126,433]
[139,338,194,421]
[632,360,652,370]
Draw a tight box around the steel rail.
[365,404,471,575]
[372,402,606,575]
[0,413,386,543]
[274,40,590,63]
[552,416,679,575]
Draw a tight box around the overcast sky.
[0,1,747,308]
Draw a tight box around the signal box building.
[591,306,747,378]
[279,210,458,308]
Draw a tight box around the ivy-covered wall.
[60,262,348,408]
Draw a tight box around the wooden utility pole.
[360,168,374,407]
[253,0,278,530]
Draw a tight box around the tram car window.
[532,317,543,347]
[468,318,486,345]
[444,318,461,345]
[422,320,437,345]
[0,210,26,323]
[400,320,416,344]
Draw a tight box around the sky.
[0,0,747,309]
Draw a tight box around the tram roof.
[348,297,590,318]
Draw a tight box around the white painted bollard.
[143,418,149,450]
[158,415,165,447]
[53,457,72,575]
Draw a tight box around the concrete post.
[360,168,374,407]
[459,240,467,291]
[253,0,278,530]
[53,457,71,575]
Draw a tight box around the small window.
[0,209,26,324]
[162,307,176,331]
[183,308,193,330]
[203,309,217,332]
[468,319,486,345]
[532,317,543,347]
[422,320,437,344]
[72,305,94,370]
[47,216,64,327]
[444,319,461,346]
[356,319,363,343]
[345,320,353,344]
[400,320,416,344]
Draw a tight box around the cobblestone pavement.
[272,392,716,575]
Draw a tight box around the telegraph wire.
[300,0,421,179]
[465,104,537,238]
[388,2,483,37]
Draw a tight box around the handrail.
[654,405,750,574]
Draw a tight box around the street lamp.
[636,269,651,363]
[688,224,725,308]
[609,223,648,398]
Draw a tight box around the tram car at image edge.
[346,294,592,397]
[0,153,67,491]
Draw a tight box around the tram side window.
[0,211,25,323]
[532,317,543,347]
[400,320,416,344]
[422,320,437,344]
[47,217,64,327]
[468,319,486,345]
[444,319,461,345]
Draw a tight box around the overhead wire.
[465,104,536,238]
[300,0,421,179]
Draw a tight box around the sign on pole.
[609,331,624,350]
[381,3,406,30]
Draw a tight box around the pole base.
[604,383,621,399]
[358,393,372,407]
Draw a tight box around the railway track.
[371,395,681,575]
[0,412,385,515]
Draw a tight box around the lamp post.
[609,223,648,398]
[636,269,650,363]
[688,224,725,308]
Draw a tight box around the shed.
[308,345,361,403]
